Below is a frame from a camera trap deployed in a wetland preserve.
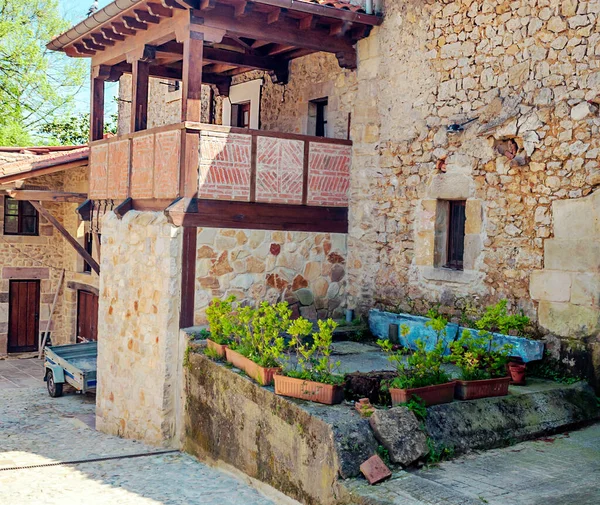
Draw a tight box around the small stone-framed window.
[3,197,39,236]
[308,97,328,137]
[435,200,466,271]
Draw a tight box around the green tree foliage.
[0,0,85,145]
[41,112,119,146]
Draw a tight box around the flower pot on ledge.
[389,381,455,407]
[225,347,280,386]
[274,375,345,405]
[454,376,511,400]
[206,339,228,358]
[508,361,526,385]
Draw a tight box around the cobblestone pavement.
[0,372,280,505]
[349,423,600,505]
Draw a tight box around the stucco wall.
[194,229,348,324]
[96,212,183,445]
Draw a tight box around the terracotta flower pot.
[225,348,280,386]
[454,376,511,401]
[508,362,526,385]
[206,338,228,358]
[389,381,455,407]
[274,375,345,405]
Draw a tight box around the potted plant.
[450,329,514,400]
[225,301,288,386]
[378,314,455,407]
[508,359,526,385]
[274,318,345,405]
[205,295,237,358]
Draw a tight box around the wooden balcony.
[88,123,351,232]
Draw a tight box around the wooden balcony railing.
[89,122,351,210]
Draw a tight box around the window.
[231,101,251,128]
[3,198,38,236]
[434,200,466,271]
[446,201,466,270]
[83,232,100,274]
[308,98,328,137]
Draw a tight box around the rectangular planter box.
[225,347,280,386]
[274,375,345,405]
[459,327,544,363]
[390,381,455,407]
[369,309,459,355]
[454,376,511,401]
[206,339,228,358]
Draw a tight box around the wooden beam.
[181,32,204,123]
[199,0,216,10]
[123,16,148,31]
[4,190,88,203]
[77,199,93,221]
[165,198,348,233]
[233,1,248,18]
[112,21,137,36]
[74,42,95,56]
[101,27,125,41]
[135,9,161,24]
[29,202,100,275]
[299,14,313,30]
[131,58,150,132]
[148,2,174,18]
[91,76,105,141]
[267,8,281,24]
[162,0,186,9]
[91,32,115,47]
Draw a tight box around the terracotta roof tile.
[0,147,89,182]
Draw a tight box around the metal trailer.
[44,342,98,397]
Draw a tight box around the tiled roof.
[0,147,89,183]
[299,0,367,13]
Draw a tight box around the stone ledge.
[420,266,480,284]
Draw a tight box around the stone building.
[0,147,100,356]
[46,0,600,444]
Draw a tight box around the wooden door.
[8,280,40,353]
[77,290,98,342]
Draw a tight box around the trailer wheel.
[46,369,63,398]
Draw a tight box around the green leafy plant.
[450,329,513,381]
[284,318,344,385]
[203,346,222,361]
[475,300,530,336]
[399,396,427,421]
[230,301,290,368]
[205,295,238,345]
[426,438,454,465]
[379,321,451,390]
[376,445,391,466]
[529,353,582,384]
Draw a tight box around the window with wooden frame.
[446,200,466,270]
[83,232,94,274]
[3,197,39,236]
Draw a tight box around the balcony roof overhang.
[47,0,382,75]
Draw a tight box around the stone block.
[530,270,572,303]
[544,240,600,273]
[571,274,600,307]
[465,200,482,235]
[415,230,434,267]
[463,234,483,270]
[538,301,600,338]
[360,455,392,485]
[295,288,314,306]
[369,407,429,466]
[426,382,599,455]
[427,174,473,200]
[552,197,600,240]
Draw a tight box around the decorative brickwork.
[130,134,155,199]
[107,139,130,200]
[307,143,351,206]
[89,144,108,200]
[198,132,252,201]
[256,137,304,204]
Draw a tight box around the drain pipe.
[365,0,373,15]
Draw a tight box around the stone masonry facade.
[0,167,98,354]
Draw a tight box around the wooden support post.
[181,31,204,123]
[131,58,150,132]
[91,77,105,141]
[29,201,100,275]
[39,269,65,359]
[180,226,197,329]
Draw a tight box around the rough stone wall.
[96,212,183,445]
[0,170,95,353]
[194,229,347,324]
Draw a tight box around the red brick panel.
[154,129,181,199]
[131,134,155,199]
[256,137,304,205]
[307,143,351,207]
[89,144,109,200]
[107,139,130,200]
[198,132,252,201]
